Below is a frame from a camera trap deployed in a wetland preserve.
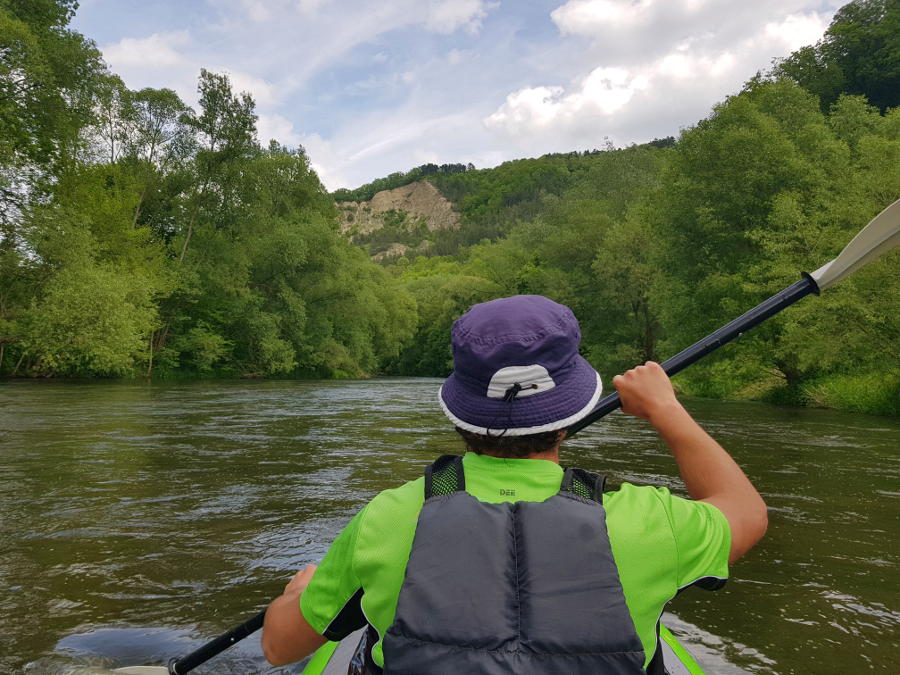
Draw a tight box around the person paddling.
[260,294,768,674]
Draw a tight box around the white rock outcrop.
[338,181,460,235]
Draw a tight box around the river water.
[1,379,897,674]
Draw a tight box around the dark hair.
[455,427,565,458]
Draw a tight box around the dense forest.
[0,0,416,379]
[1,0,897,415]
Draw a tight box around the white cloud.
[485,86,566,133]
[551,0,651,34]
[302,99,493,190]
[413,149,441,165]
[240,0,272,22]
[297,0,331,14]
[483,1,836,155]
[103,30,191,68]
[101,30,281,114]
[485,66,648,137]
[258,113,302,147]
[189,0,501,112]
[764,12,829,52]
[655,50,734,80]
[298,133,347,189]
[218,70,279,107]
[100,31,199,107]
[547,0,837,65]
[425,0,492,34]
[580,67,649,113]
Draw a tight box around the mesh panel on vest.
[430,464,460,496]
[570,476,593,500]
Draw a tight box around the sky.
[71,0,847,191]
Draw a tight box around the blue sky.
[72,0,846,191]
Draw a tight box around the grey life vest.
[381,455,647,674]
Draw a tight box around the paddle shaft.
[167,609,266,674]
[567,274,819,436]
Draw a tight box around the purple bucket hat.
[439,295,602,436]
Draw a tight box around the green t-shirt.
[301,453,731,668]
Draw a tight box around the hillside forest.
[1,0,898,415]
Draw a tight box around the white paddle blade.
[811,199,900,290]
[113,667,170,674]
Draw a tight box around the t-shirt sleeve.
[655,489,731,590]
[300,507,368,640]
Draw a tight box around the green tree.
[117,86,194,229]
[148,70,258,367]
[389,273,500,376]
[0,0,106,374]
[175,68,258,262]
[649,79,898,405]
[774,0,900,111]
[18,216,159,376]
[590,209,661,376]
[0,0,103,210]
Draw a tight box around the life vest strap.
[424,454,610,504]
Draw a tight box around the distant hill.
[334,139,676,261]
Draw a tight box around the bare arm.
[261,564,328,666]
[613,362,767,563]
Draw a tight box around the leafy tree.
[88,74,131,164]
[649,79,897,402]
[0,0,106,373]
[0,0,103,208]
[18,215,159,376]
[118,86,194,229]
[149,137,416,378]
[590,209,662,375]
[388,273,500,376]
[774,0,900,111]
[175,68,258,261]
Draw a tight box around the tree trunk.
[640,302,658,363]
[177,178,210,264]
[153,322,171,354]
[178,213,196,264]
[146,333,154,377]
[774,358,804,388]
[12,352,25,376]
[132,185,148,228]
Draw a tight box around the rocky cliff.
[338,180,460,236]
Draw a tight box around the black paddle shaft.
[167,609,266,674]
[567,274,819,436]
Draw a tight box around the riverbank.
[671,365,899,417]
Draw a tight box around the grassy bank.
[673,362,899,417]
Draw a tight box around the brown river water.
[1,378,897,674]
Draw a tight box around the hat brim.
[439,355,603,436]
